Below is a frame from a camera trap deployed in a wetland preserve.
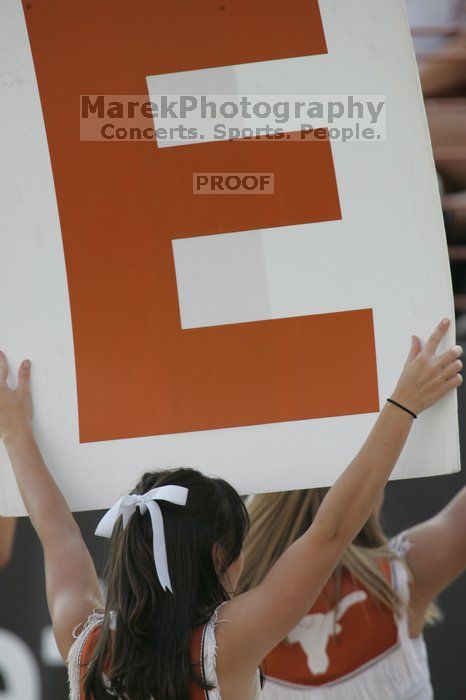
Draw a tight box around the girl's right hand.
[0,352,33,443]
[391,318,463,416]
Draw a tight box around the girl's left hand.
[0,352,33,442]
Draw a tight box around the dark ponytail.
[84,468,249,699]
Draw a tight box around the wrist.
[3,424,34,450]
[386,397,417,420]
[390,389,419,416]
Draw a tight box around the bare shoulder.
[214,600,261,700]
[399,487,466,623]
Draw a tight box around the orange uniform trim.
[77,622,207,699]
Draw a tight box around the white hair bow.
[95,485,189,593]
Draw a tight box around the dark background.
[0,396,465,699]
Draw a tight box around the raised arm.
[0,353,102,661]
[402,485,466,637]
[0,516,17,569]
[219,319,463,675]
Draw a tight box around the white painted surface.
[0,0,459,515]
[0,628,41,699]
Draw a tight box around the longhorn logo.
[288,590,368,674]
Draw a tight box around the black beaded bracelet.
[386,398,417,420]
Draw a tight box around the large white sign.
[0,0,459,516]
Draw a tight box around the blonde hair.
[240,489,440,624]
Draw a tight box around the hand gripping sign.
[0,0,459,514]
